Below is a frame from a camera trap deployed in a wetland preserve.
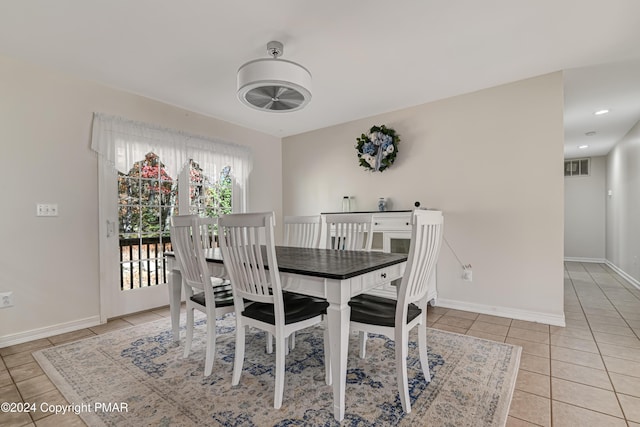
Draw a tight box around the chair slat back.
[396,210,443,314]
[218,212,283,307]
[283,215,322,248]
[169,215,210,293]
[324,213,373,251]
[198,216,218,249]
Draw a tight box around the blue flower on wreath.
[355,125,400,172]
[362,142,376,155]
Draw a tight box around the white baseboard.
[605,260,640,291]
[435,298,566,327]
[0,316,102,348]
[564,257,606,263]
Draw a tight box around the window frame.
[564,158,590,177]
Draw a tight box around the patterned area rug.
[34,313,520,427]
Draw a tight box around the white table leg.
[168,268,182,343]
[326,301,350,421]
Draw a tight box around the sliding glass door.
[99,153,234,320]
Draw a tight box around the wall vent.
[564,158,590,177]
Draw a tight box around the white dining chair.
[283,215,323,248]
[169,215,235,377]
[324,212,373,354]
[324,213,373,251]
[196,214,228,283]
[348,209,443,413]
[278,214,324,352]
[218,211,331,409]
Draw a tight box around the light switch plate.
[37,203,58,217]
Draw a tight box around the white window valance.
[91,113,252,211]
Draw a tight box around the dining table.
[165,245,407,422]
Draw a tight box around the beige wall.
[283,73,565,324]
[606,119,640,284]
[0,53,567,343]
[564,156,606,261]
[0,55,282,344]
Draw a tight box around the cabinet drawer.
[371,213,412,231]
[350,262,404,296]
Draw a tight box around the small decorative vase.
[378,197,387,212]
[342,196,351,212]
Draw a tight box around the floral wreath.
[355,125,400,172]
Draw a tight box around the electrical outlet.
[0,291,13,308]
[462,265,473,282]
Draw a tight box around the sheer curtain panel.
[90,113,252,212]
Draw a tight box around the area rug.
[34,313,520,427]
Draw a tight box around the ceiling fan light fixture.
[237,41,312,113]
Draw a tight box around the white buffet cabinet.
[324,210,438,303]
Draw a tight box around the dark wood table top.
[167,246,407,281]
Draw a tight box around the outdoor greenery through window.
[118,152,233,290]
[185,163,233,218]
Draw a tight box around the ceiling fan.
[237,41,312,112]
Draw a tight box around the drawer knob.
[381,272,387,279]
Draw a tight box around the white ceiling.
[1,1,640,159]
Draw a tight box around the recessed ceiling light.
[578,144,589,149]
[585,131,597,136]
[594,109,610,115]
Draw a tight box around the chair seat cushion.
[242,292,329,325]
[348,294,422,327]
[190,282,234,308]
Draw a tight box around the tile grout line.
[582,264,640,345]
[557,264,612,423]
[547,262,572,426]
[576,263,631,424]
[587,267,640,343]
[585,264,640,424]
[508,413,545,426]
[602,263,640,301]
[504,311,551,426]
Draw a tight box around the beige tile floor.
[2,262,640,426]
